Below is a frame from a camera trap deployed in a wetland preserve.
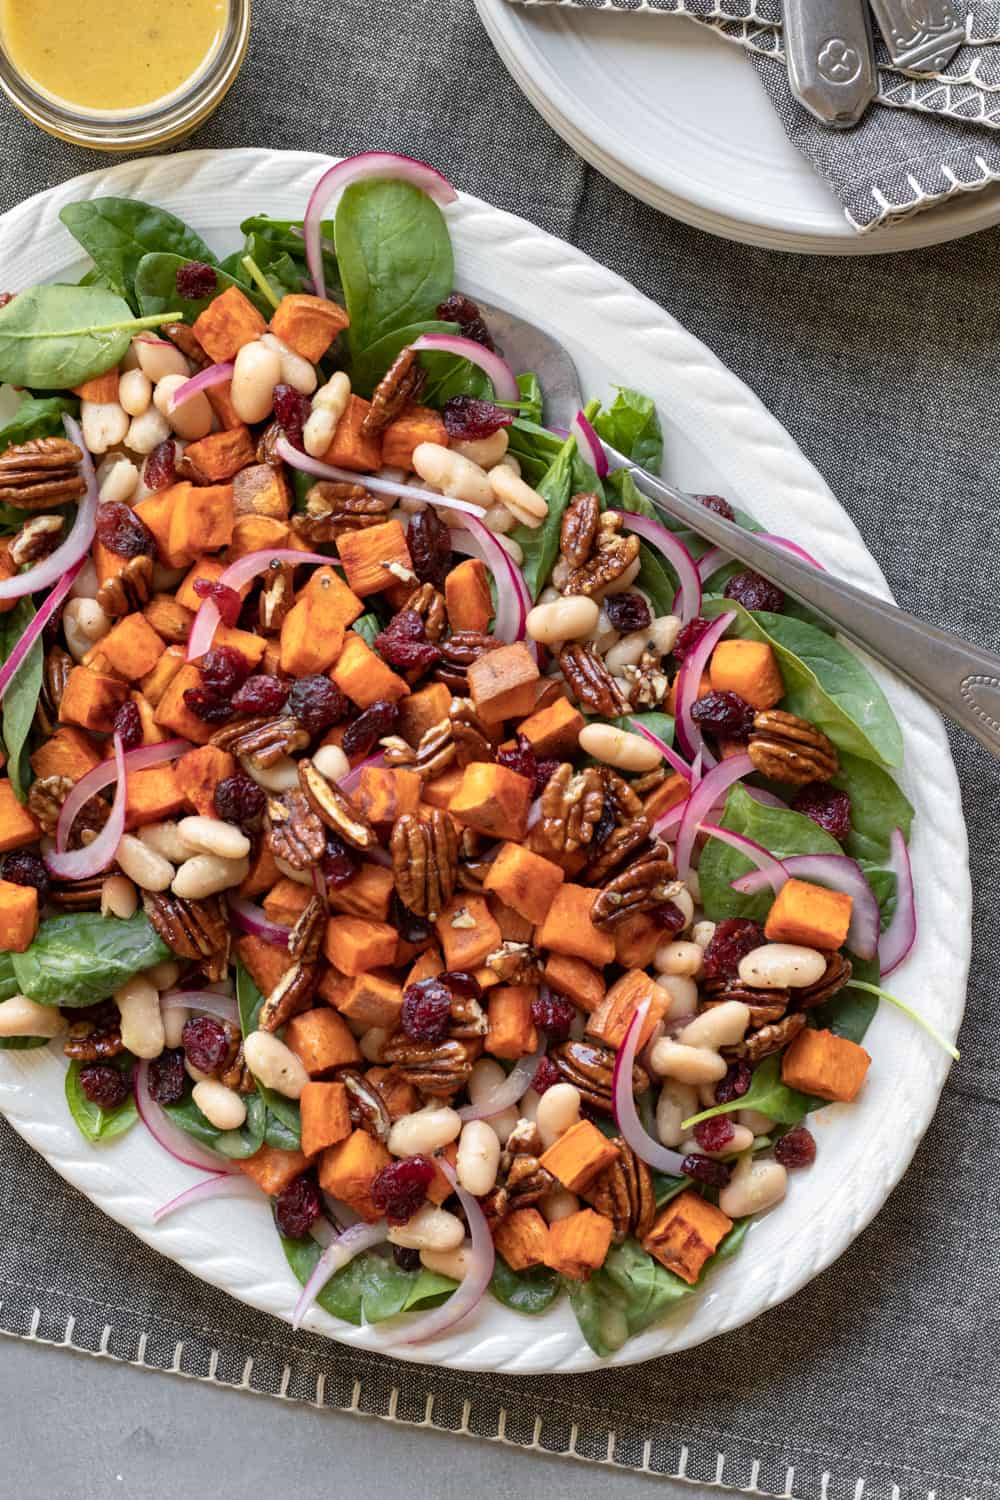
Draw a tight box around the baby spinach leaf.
[490,1258,562,1314]
[134,252,270,324]
[0,951,18,1001]
[65,1056,138,1143]
[685,1054,815,1133]
[1,598,42,801]
[236,961,264,1035]
[829,750,914,865]
[511,434,575,600]
[614,710,675,746]
[811,953,880,1042]
[12,912,171,1008]
[164,1088,266,1160]
[335,180,453,365]
[0,1036,49,1050]
[0,285,180,390]
[281,1235,455,1325]
[352,612,382,648]
[0,393,78,448]
[238,214,340,297]
[347,318,455,399]
[236,964,302,1147]
[717,1219,751,1260]
[264,1106,301,1151]
[603,468,678,615]
[59,198,217,311]
[594,387,663,474]
[517,372,543,425]
[702,600,903,768]
[697,784,841,925]
[567,1237,695,1357]
[507,417,566,487]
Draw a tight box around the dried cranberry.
[231,675,289,717]
[531,991,575,1041]
[694,1116,735,1153]
[147,1047,186,1105]
[78,1062,130,1110]
[95,501,154,559]
[144,438,177,492]
[603,592,651,634]
[182,1015,229,1074]
[342,700,399,760]
[698,494,735,522]
[287,675,348,736]
[192,577,242,627]
[175,260,218,300]
[793,783,852,843]
[200,645,252,696]
[182,687,234,724]
[673,617,712,663]
[272,383,311,451]
[702,918,765,981]
[407,506,451,587]
[374,611,441,673]
[112,699,143,751]
[437,293,495,351]
[774,1125,816,1168]
[1,850,49,901]
[591,797,617,850]
[681,1153,732,1187]
[495,735,555,798]
[690,690,756,741]
[322,830,360,888]
[651,900,687,934]
[274,1174,322,1238]
[724,569,785,614]
[532,1057,562,1095]
[715,1060,751,1104]
[393,1245,422,1272]
[401,979,452,1042]
[442,395,513,441]
[371,1155,436,1225]
[439,970,483,1002]
[390,892,431,945]
[213,773,265,830]
[534,758,560,796]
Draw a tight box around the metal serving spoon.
[477,295,1000,760]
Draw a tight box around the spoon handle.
[783,0,877,127]
[867,0,964,73]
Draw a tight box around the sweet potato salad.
[0,156,932,1355]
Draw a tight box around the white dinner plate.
[0,148,970,1370]
[475,0,1000,255]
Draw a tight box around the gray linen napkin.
[505,0,1000,231]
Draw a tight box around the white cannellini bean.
[162,1005,189,1049]
[466,1060,518,1145]
[274,857,313,887]
[655,940,703,978]
[656,1079,700,1147]
[311,744,350,783]
[539,1188,580,1224]
[116,833,174,892]
[496,534,523,565]
[649,1037,728,1085]
[0,995,67,1038]
[719,1156,788,1218]
[388,1105,462,1158]
[69,557,100,600]
[388,1205,465,1252]
[62,598,110,661]
[81,400,129,454]
[243,1030,310,1098]
[101,873,138,920]
[691,920,716,950]
[304,372,351,458]
[135,336,189,382]
[487,462,547,527]
[98,455,140,504]
[116,976,164,1059]
[260,332,317,395]
[145,959,180,991]
[578,722,661,773]
[456,1119,502,1196]
[526,595,600,645]
[678,1124,754,1159]
[138,821,192,865]
[678,1000,750,1050]
[240,753,300,792]
[154,373,213,440]
[412,442,492,507]
[671,887,695,931]
[601,556,643,597]
[654,973,700,1018]
[176,815,251,861]
[738,943,827,990]
[231,340,282,424]
[536,1082,581,1149]
[193,1080,247,1131]
[452,428,509,469]
[172,853,249,900]
[518,1087,540,1122]
[118,367,153,417]
[360,1026,390,1063]
[604,615,682,674]
[739,1108,777,1134]
[420,1244,475,1280]
[496,452,521,476]
[126,406,172,455]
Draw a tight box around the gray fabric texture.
[0,2,996,1495]
[504,0,1000,231]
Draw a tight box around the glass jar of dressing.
[0,0,249,150]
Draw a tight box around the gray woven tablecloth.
[1,3,997,1495]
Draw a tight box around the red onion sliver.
[134,1059,240,1175]
[187,546,336,660]
[227,895,291,946]
[457,1040,546,1122]
[675,611,735,763]
[757,534,825,571]
[160,990,240,1024]
[153,1172,259,1222]
[304,153,457,300]
[879,828,916,976]
[627,718,692,781]
[651,800,687,839]
[54,737,189,855]
[292,1221,390,1329]
[398,1158,494,1345]
[612,1002,686,1175]
[0,557,84,702]
[611,510,702,625]
[570,409,608,478]
[744,786,788,809]
[732,851,881,962]
[341,751,385,795]
[674,753,754,884]
[168,361,234,411]
[45,734,127,880]
[696,546,729,582]
[449,526,530,646]
[0,415,97,601]
[275,438,485,515]
[700,823,786,892]
[410,334,519,404]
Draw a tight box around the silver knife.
[783,0,877,128]
[867,0,964,74]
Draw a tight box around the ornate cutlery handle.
[783,0,877,127]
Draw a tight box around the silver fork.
[476,294,1000,760]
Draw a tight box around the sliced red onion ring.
[54,737,188,855]
[757,534,825,571]
[0,416,97,601]
[305,153,457,300]
[187,546,336,660]
[744,786,788,809]
[613,1001,686,1176]
[397,1158,494,1345]
[611,511,701,625]
[168,361,234,412]
[627,718,693,782]
[691,748,705,786]
[675,611,735,763]
[526,795,543,831]
[153,1172,259,1222]
[570,409,608,479]
[134,1058,239,1175]
[341,751,386,795]
[160,990,240,1024]
[700,822,787,890]
[227,895,291,947]
[732,851,880,962]
[0,557,84,703]
[292,1220,390,1330]
[458,1040,546,1122]
[410,334,519,404]
[651,800,687,839]
[696,546,729,582]
[878,828,916,976]
[674,753,754,884]
[45,734,127,880]
[449,527,530,647]
[275,439,484,514]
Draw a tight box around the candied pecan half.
[451,698,494,767]
[339,1068,392,1143]
[361,347,427,437]
[40,646,72,726]
[793,951,852,1009]
[484,941,542,984]
[564,519,640,597]
[551,1039,649,1113]
[748,710,839,784]
[142,892,230,980]
[96,554,154,619]
[558,642,628,716]
[27,774,72,837]
[298,759,377,850]
[63,1015,125,1061]
[293,481,391,542]
[0,437,86,509]
[732,1011,807,1063]
[211,714,309,768]
[390,809,458,921]
[265,790,325,870]
[560,491,601,567]
[286,894,327,964]
[48,873,106,911]
[162,321,209,367]
[258,962,320,1031]
[381,1036,481,1097]
[592,849,681,929]
[10,514,62,566]
[580,1138,655,1243]
[403,582,447,642]
[538,762,604,854]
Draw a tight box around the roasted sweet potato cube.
[227,514,290,560]
[404,947,444,989]
[207,624,267,666]
[485,985,538,1060]
[270,293,349,362]
[365,1066,420,1122]
[483,842,565,926]
[99,612,165,681]
[467,642,540,726]
[445,557,492,633]
[235,933,294,996]
[125,765,187,831]
[710,639,784,711]
[337,971,404,1030]
[300,1081,351,1156]
[320,395,382,474]
[535,884,615,968]
[449,763,533,841]
[285,1007,363,1076]
[543,1208,615,1281]
[379,403,448,470]
[781,1026,871,1102]
[73,369,119,403]
[153,662,216,744]
[327,862,395,922]
[182,426,257,484]
[330,632,409,709]
[434,893,502,971]
[232,462,292,518]
[489,898,534,944]
[587,970,666,1051]
[666,671,710,716]
[493,1207,549,1271]
[142,593,194,646]
[0,878,38,951]
[193,284,269,362]
[167,482,234,565]
[239,1144,313,1196]
[323,914,398,974]
[205,378,243,432]
[318,1128,390,1222]
[240,841,281,899]
[398,682,451,747]
[30,725,101,783]
[135,485,190,569]
[60,666,129,732]
[262,878,311,927]
[642,1189,732,1284]
[542,953,605,1014]
[425,1140,459,1206]
[336,519,412,598]
[539,1119,620,1194]
[613,911,662,970]
[174,745,237,817]
[420,766,463,810]
[0,782,41,853]
[644,772,690,824]
[355,767,421,829]
[517,695,584,759]
[140,644,186,707]
[280,596,344,677]
[301,565,364,630]
[317,968,352,1009]
[764,877,853,951]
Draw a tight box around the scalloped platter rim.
[0,148,971,1372]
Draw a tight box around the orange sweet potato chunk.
[587,969,665,1051]
[154,663,216,745]
[262,878,311,928]
[781,1027,871,1103]
[518,696,584,759]
[232,462,292,519]
[355,767,422,829]
[330,632,409,709]
[135,485,191,569]
[301,566,364,630]
[666,671,710,716]
[542,953,605,1013]
[167,482,235,565]
[539,1120,620,1194]
[337,971,404,1030]
[449,763,533,841]
[280,597,344,677]
[300,1081,351,1157]
[227,515,290,561]
[100,612,165,681]
[398,682,451,747]
[764,877,853,951]
[193,285,269,362]
[30,726,101,783]
[124,765,187,831]
[467,642,539,726]
[323,914,398,974]
[285,1007,363,1076]
[270,293,350,363]
[60,666,129,732]
[240,841,281,899]
[320,395,382,474]
[381,403,448,471]
[174,745,237,817]
[318,1129,390,1222]
[489,898,534,945]
[0,782,41,853]
[0,879,38,951]
[445,557,492,633]
[434,893,502,971]
[239,1144,313,1196]
[182,427,257,484]
[482,842,564,926]
[72,370,119,403]
[336,519,412,598]
[420,766,463,811]
[140,644,186,707]
[543,1208,615,1280]
[494,1207,550,1271]
[613,911,662,970]
[236,933,293,996]
[710,639,784,711]
[327,862,395,922]
[642,1189,732,1284]
[485,985,538,1060]
[535,884,615,968]
[365,1066,421,1122]
[644,772,689,825]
